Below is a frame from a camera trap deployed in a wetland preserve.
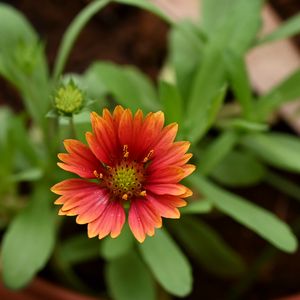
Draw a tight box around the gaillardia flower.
[51,106,195,242]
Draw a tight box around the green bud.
[54,81,84,115]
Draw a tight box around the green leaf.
[159,80,183,124]
[101,224,134,261]
[219,118,269,132]
[169,21,204,99]
[58,234,100,265]
[242,133,300,173]
[223,50,253,119]
[181,199,213,214]
[139,229,192,297]
[210,150,266,187]
[0,5,50,127]
[256,70,300,121]
[201,0,262,54]
[171,216,245,277]
[1,184,57,289]
[186,43,226,143]
[189,174,298,253]
[84,62,159,111]
[199,130,239,175]
[259,12,300,44]
[114,0,172,24]
[10,168,43,182]
[0,3,36,49]
[106,251,156,300]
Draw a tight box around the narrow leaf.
[139,229,192,297]
[84,61,159,111]
[223,50,253,119]
[189,174,298,253]
[106,251,156,300]
[181,199,213,214]
[159,80,183,124]
[101,224,134,261]
[199,130,239,175]
[259,12,300,44]
[256,70,300,121]
[210,150,266,187]
[2,185,57,289]
[242,133,300,173]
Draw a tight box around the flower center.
[104,161,144,200]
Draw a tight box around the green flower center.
[54,84,83,115]
[105,161,144,200]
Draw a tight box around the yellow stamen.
[140,190,147,197]
[122,193,128,200]
[123,144,129,158]
[143,149,154,163]
[93,170,103,179]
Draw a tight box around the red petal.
[90,112,120,162]
[147,166,185,184]
[51,179,100,195]
[147,194,187,219]
[57,140,100,178]
[148,141,191,171]
[128,198,162,243]
[145,183,189,196]
[87,201,125,239]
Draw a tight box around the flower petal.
[145,183,190,196]
[87,201,125,239]
[147,194,187,219]
[128,198,162,243]
[147,166,185,184]
[57,140,100,178]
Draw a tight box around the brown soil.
[1,1,300,300]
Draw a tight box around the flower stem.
[52,0,110,80]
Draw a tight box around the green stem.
[69,116,77,139]
[52,0,110,80]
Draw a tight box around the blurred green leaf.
[259,12,300,44]
[189,174,298,253]
[219,118,269,132]
[159,80,183,124]
[201,0,262,54]
[242,133,300,173]
[58,234,100,265]
[0,3,50,127]
[114,0,172,24]
[187,44,226,143]
[256,70,300,121]
[101,224,134,261]
[169,21,204,99]
[0,3,36,49]
[171,216,245,277]
[181,199,213,214]
[199,130,239,175]
[84,62,159,111]
[139,229,192,297]
[2,184,57,289]
[223,50,253,119]
[210,150,266,187]
[106,251,156,300]
[10,168,43,182]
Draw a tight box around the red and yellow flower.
[51,106,195,242]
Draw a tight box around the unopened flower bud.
[54,81,83,115]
